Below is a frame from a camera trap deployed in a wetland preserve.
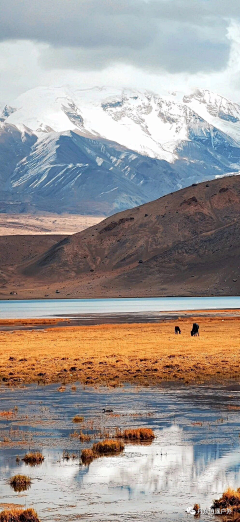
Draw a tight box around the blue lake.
[0,296,240,319]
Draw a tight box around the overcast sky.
[0,0,240,104]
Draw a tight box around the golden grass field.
[0,315,240,387]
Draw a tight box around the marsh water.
[1,296,240,319]
[0,383,240,521]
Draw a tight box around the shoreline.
[0,308,239,330]
[1,294,240,301]
[0,315,240,388]
[0,309,240,330]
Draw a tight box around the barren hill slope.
[8,175,239,299]
[0,235,65,292]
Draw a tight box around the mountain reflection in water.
[77,425,240,516]
[0,384,240,521]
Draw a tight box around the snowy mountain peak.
[183,88,240,116]
[0,104,17,122]
[1,85,240,215]
[4,85,240,164]
[183,89,240,142]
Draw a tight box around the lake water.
[0,384,240,521]
[0,296,240,319]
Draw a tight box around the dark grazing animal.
[191,323,199,336]
[175,326,181,334]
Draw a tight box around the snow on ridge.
[99,187,119,196]
[215,171,240,179]
[183,89,240,144]
[4,85,240,163]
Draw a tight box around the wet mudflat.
[0,384,240,521]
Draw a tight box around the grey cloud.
[0,0,237,74]
[41,27,229,74]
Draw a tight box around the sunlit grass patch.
[193,503,200,516]
[81,448,95,464]
[70,430,91,441]
[0,508,40,521]
[1,317,240,387]
[92,439,124,455]
[0,411,14,418]
[9,474,31,492]
[79,431,91,442]
[213,487,240,513]
[117,427,155,441]
[57,386,66,393]
[22,452,44,466]
[72,415,84,423]
[81,439,124,464]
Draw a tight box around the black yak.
[191,323,199,336]
[175,326,181,334]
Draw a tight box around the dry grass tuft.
[9,475,31,492]
[0,411,14,418]
[0,508,40,521]
[81,448,95,464]
[213,487,240,513]
[193,504,200,517]
[117,428,155,441]
[22,452,44,466]
[70,431,91,442]
[81,439,124,464]
[62,451,77,460]
[69,431,79,439]
[92,439,124,455]
[72,415,84,423]
[79,431,91,442]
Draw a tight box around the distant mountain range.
[1,86,240,215]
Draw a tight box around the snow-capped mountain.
[183,89,240,143]
[1,86,240,215]
[0,122,36,189]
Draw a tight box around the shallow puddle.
[0,384,240,521]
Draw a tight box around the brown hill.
[1,176,240,298]
[0,235,65,294]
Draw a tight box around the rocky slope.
[1,176,240,298]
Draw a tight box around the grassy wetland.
[1,312,240,521]
[0,380,240,521]
[0,315,240,387]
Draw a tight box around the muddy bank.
[0,316,240,386]
[1,309,240,330]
